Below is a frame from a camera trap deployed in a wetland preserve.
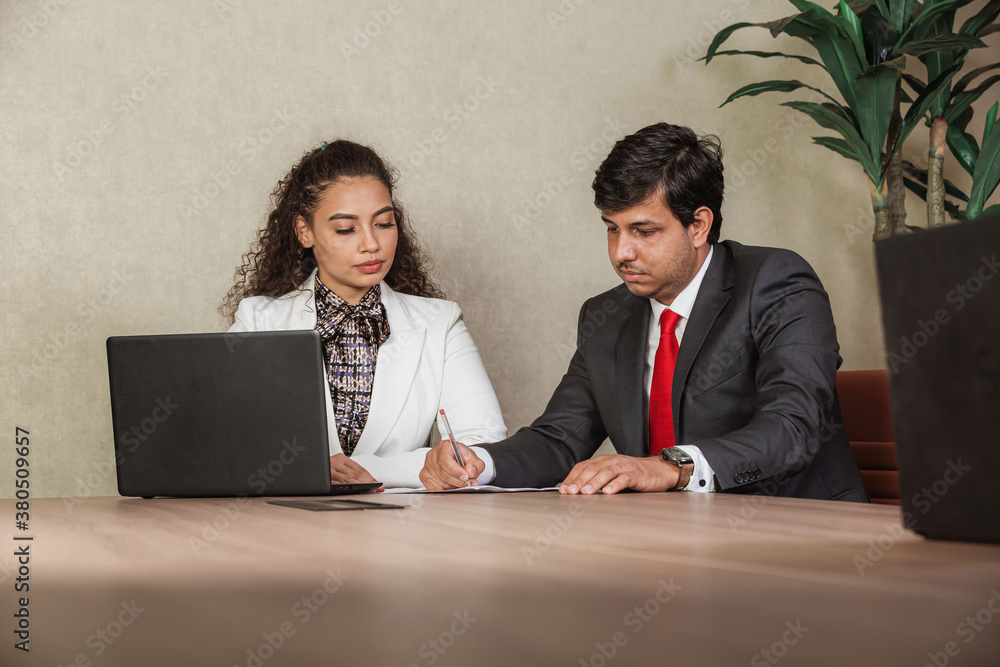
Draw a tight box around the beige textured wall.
[2,0,995,498]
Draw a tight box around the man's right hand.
[420,440,485,490]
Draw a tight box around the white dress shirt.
[645,245,716,491]
[474,246,717,491]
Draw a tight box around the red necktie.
[649,309,682,456]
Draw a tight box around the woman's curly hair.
[221,140,443,322]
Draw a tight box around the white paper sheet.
[382,485,559,494]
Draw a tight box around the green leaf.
[985,102,999,145]
[859,5,902,65]
[860,0,890,19]
[852,0,890,18]
[889,0,917,33]
[860,54,906,77]
[896,0,977,48]
[702,50,823,67]
[952,106,974,132]
[944,75,1000,124]
[947,123,980,176]
[719,80,840,107]
[812,32,865,107]
[855,62,898,162]
[959,0,1000,37]
[838,0,869,65]
[782,100,882,182]
[812,135,865,164]
[895,62,964,155]
[967,104,1000,219]
[977,203,1000,218]
[952,63,1000,96]
[895,33,986,56]
[767,9,831,39]
[704,22,759,64]
[901,73,927,96]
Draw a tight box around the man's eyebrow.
[602,217,657,226]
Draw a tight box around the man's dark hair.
[593,122,724,243]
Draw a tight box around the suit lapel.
[673,243,734,429]
[353,285,425,455]
[288,271,319,330]
[615,294,650,458]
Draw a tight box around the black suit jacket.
[481,241,868,502]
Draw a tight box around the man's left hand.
[559,455,678,494]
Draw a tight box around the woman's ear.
[294,215,314,248]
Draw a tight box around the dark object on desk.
[106,330,381,498]
[876,214,1000,544]
[837,370,899,505]
[267,498,405,511]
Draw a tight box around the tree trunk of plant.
[887,150,908,235]
[927,116,948,227]
[885,100,907,236]
[869,176,891,241]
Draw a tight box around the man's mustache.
[618,263,648,275]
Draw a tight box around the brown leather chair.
[836,370,900,505]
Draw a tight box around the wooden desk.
[4,493,1000,666]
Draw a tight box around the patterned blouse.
[313,279,391,456]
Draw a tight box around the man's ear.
[688,206,713,248]
[294,215,314,248]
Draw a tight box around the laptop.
[875,214,1000,543]
[107,330,381,498]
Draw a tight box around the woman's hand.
[329,454,384,492]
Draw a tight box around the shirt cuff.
[678,445,715,492]
[468,446,496,485]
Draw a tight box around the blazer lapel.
[615,294,650,458]
[287,271,319,330]
[353,284,425,455]
[673,243,735,429]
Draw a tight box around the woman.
[221,140,506,488]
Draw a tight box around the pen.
[439,408,472,487]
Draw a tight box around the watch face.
[664,446,693,464]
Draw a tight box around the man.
[421,122,867,501]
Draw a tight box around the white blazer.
[229,271,507,488]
